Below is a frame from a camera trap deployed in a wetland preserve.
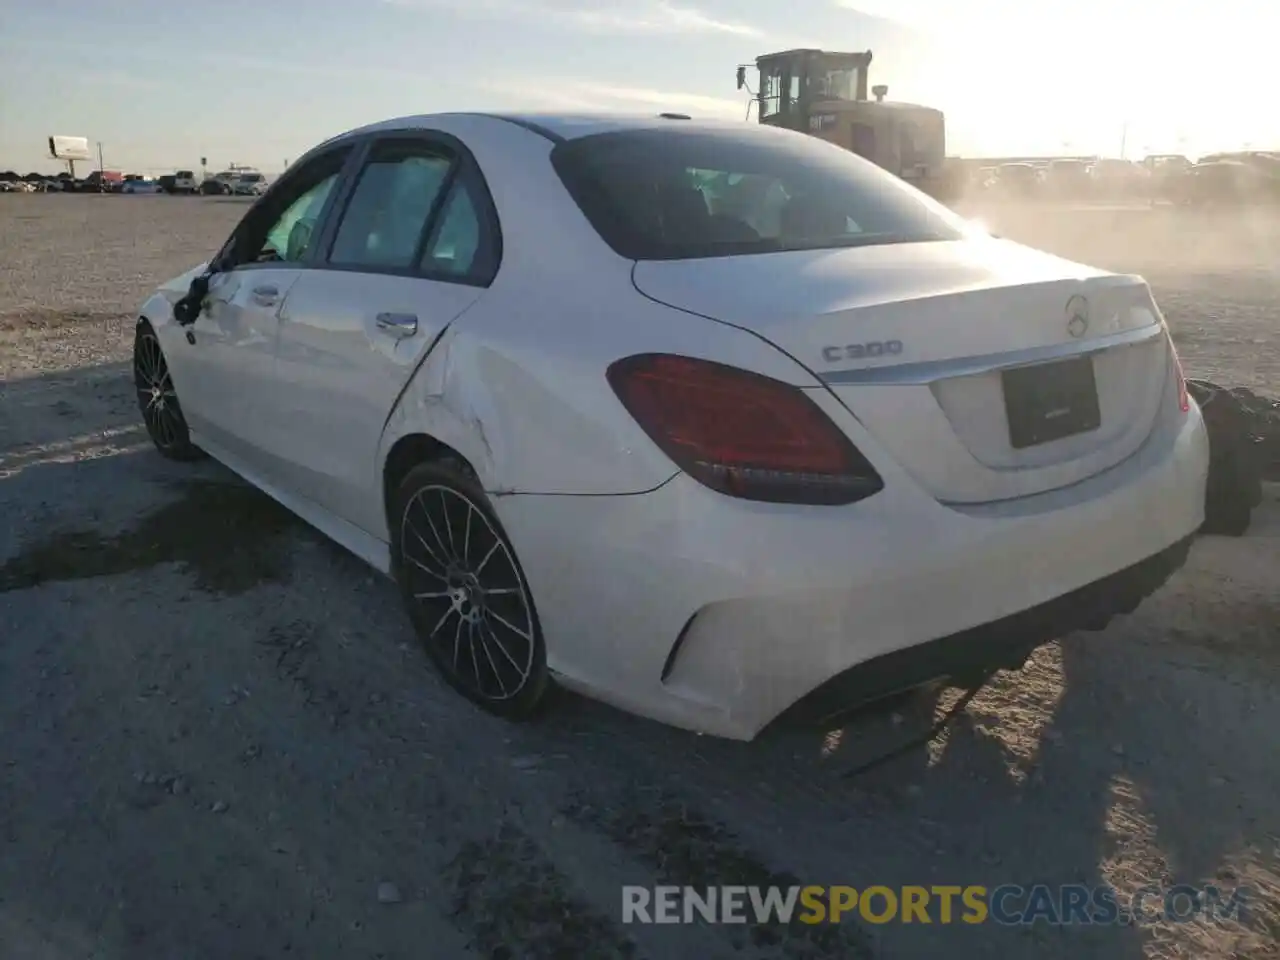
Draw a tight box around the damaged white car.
[135,112,1209,740]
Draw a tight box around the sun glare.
[846,0,1271,155]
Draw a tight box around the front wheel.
[391,461,550,719]
[133,321,205,462]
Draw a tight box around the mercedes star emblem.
[1065,295,1090,338]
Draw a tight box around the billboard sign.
[48,136,93,161]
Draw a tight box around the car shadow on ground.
[1,359,1276,959]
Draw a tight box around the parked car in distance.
[1089,158,1148,198]
[80,170,124,192]
[231,171,268,196]
[200,177,233,195]
[1176,160,1277,205]
[1044,158,1092,197]
[133,112,1209,740]
[172,170,199,194]
[122,178,164,195]
[994,161,1040,197]
[158,175,178,194]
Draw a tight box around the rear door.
[267,132,500,535]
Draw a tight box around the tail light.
[607,353,883,505]
[1167,333,1190,413]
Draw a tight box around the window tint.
[228,148,349,267]
[551,127,967,261]
[329,146,452,269]
[420,179,485,277]
[260,174,340,263]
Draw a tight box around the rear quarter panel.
[382,269,825,498]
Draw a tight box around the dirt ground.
[0,193,1277,960]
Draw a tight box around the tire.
[390,460,550,719]
[1188,379,1262,536]
[133,320,205,462]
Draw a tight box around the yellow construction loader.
[738,48,959,202]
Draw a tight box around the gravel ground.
[0,193,1277,960]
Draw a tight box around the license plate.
[1002,356,1102,449]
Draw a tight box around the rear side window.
[420,178,496,279]
[551,127,967,261]
[329,144,452,269]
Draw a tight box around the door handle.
[375,312,418,338]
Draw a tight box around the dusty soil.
[0,193,1277,960]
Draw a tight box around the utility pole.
[1119,120,1129,160]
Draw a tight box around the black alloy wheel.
[392,461,549,718]
[133,321,204,461]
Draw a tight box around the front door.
[182,147,354,479]
[188,266,303,466]
[269,134,500,536]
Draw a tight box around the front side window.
[329,144,453,269]
[551,127,967,261]
[822,69,857,101]
[226,148,350,266]
[260,174,340,263]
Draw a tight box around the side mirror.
[736,66,746,90]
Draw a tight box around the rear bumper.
[771,532,1193,730]
[497,399,1208,741]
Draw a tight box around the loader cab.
[750,49,873,132]
[739,47,950,201]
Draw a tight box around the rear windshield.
[550,127,966,261]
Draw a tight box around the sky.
[0,0,1270,174]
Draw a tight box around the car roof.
[339,111,757,145]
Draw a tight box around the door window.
[328,143,453,269]
[262,175,341,262]
[229,149,350,266]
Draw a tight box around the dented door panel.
[270,269,482,536]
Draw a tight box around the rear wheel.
[133,320,204,462]
[391,461,549,718]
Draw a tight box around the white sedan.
[231,172,268,196]
[134,113,1208,740]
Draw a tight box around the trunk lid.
[632,239,1173,504]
